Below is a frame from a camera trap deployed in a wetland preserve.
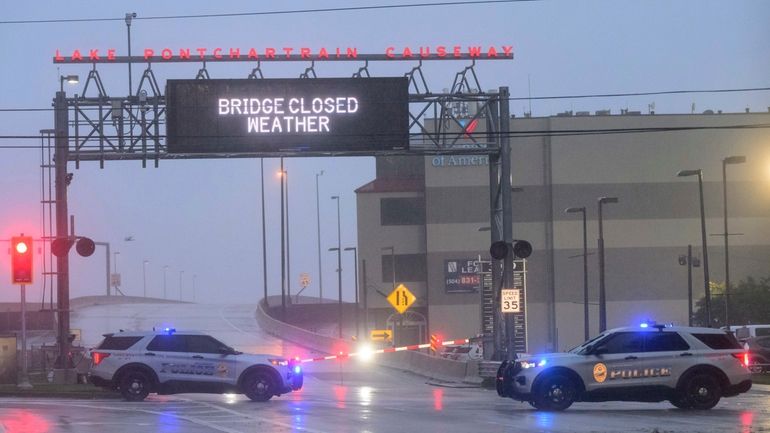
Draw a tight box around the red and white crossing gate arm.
[299,338,471,364]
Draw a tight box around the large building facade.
[356,110,770,354]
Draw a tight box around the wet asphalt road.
[1,302,768,433]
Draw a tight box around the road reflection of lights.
[223,393,238,404]
[359,386,373,406]
[333,385,348,409]
[1,410,51,433]
[433,388,444,411]
[741,411,753,433]
[158,411,181,433]
[535,411,554,429]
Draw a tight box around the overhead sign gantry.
[46,43,518,368]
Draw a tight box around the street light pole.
[316,170,325,303]
[332,195,342,338]
[345,247,359,339]
[179,270,184,301]
[598,196,618,332]
[143,259,149,297]
[124,12,136,96]
[163,265,169,299]
[722,155,746,326]
[113,251,121,295]
[280,158,286,319]
[678,169,711,326]
[566,207,588,340]
[261,158,268,306]
[286,168,292,304]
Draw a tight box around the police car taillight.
[731,352,749,367]
[92,352,110,366]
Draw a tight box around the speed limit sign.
[501,289,521,313]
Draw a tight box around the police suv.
[497,324,751,411]
[89,329,303,402]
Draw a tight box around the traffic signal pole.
[54,91,72,370]
[19,284,32,388]
[499,87,516,361]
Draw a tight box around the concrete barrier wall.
[256,299,350,356]
[71,296,183,310]
[255,299,481,384]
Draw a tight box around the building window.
[382,254,426,282]
[380,197,425,226]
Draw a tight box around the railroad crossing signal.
[11,235,33,285]
[370,329,392,342]
[386,283,416,314]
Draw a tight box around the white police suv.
[497,323,751,411]
[89,329,303,402]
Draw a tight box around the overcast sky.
[0,0,768,304]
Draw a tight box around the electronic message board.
[165,78,409,154]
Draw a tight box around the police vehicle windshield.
[568,332,609,355]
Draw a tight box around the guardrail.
[479,361,502,379]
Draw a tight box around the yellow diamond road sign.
[387,283,416,314]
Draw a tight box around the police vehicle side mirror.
[218,346,236,355]
[590,344,609,356]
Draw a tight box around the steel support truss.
[48,59,514,366]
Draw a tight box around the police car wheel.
[534,374,576,411]
[683,374,721,410]
[119,369,151,402]
[243,371,274,402]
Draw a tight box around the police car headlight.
[520,359,547,369]
[269,358,288,366]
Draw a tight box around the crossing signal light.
[75,237,95,257]
[51,236,96,257]
[11,235,33,285]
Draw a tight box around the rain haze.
[0,0,768,307]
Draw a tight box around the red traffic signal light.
[11,235,33,285]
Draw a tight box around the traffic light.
[11,235,33,285]
[489,240,533,260]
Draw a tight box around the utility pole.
[54,89,71,370]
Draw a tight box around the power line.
[509,86,770,101]
[0,123,768,147]
[2,86,769,113]
[0,0,538,25]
